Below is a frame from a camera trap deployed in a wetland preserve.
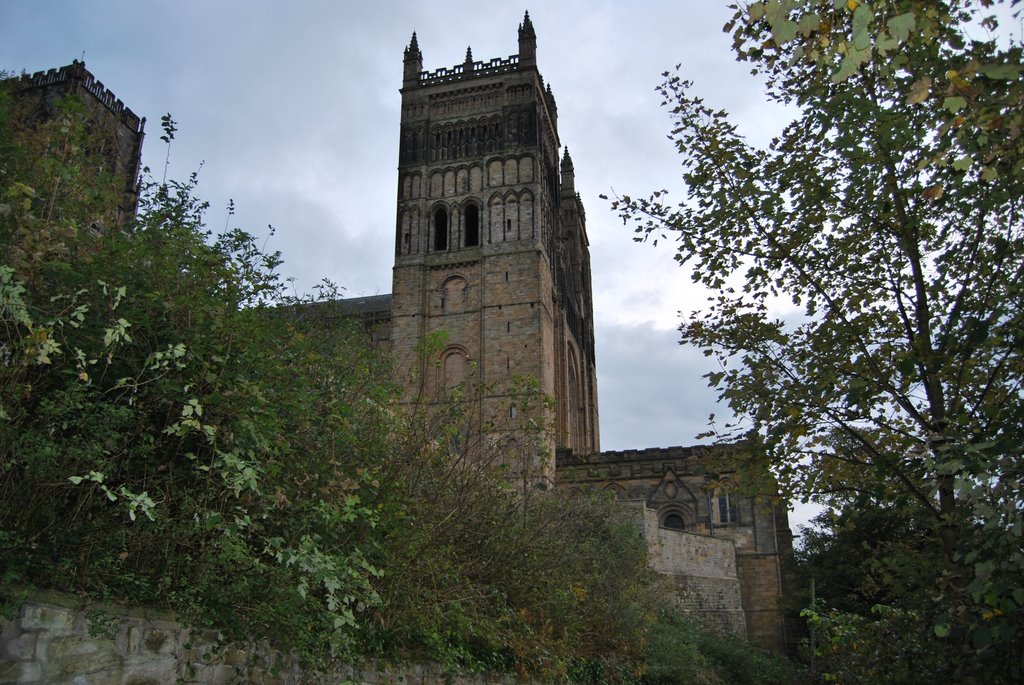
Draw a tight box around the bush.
[643,611,804,685]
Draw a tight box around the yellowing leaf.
[906,76,932,104]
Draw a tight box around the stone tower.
[9,60,146,226]
[390,13,600,472]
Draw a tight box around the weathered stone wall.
[735,553,787,653]
[0,595,536,685]
[638,506,748,638]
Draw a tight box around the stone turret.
[10,60,145,226]
[518,11,537,67]
[403,32,422,88]
[545,82,558,125]
[560,147,575,193]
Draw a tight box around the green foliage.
[359,372,653,676]
[0,88,389,665]
[795,503,943,615]
[802,604,949,685]
[612,0,1023,680]
[0,75,807,683]
[0,82,692,681]
[794,504,960,681]
[642,611,803,685]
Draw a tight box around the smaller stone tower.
[390,14,600,475]
[9,60,146,226]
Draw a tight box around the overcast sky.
[2,2,822,528]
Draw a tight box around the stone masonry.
[345,13,795,653]
[388,14,601,472]
[0,594,538,685]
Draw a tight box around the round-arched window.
[662,513,686,531]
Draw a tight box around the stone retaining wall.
[0,595,529,685]
[640,506,748,638]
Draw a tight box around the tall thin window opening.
[713,494,739,525]
[434,208,448,250]
[465,204,480,246]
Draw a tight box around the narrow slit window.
[434,208,448,250]
[465,205,480,247]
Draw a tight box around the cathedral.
[9,12,794,654]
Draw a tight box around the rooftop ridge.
[557,445,716,468]
[15,60,145,134]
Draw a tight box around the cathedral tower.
[391,14,600,471]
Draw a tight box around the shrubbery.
[643,611,803,685]
[0,89,391,660]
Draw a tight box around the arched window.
[662,513,687,531]
[604,484,627,501]
[443,349,468,388]
[433,208,448,251]
[465,204,480,247]
[567,347,582,452]
[441,276,467,313]
[712,493,739,525]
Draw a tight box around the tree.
[795,504,941,615]
[611,0,1023,679]
[793,504,953,683]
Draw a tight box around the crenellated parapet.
[14,60,145,134]
[405,11,544,89]
[556,444,714,474]
[417,55,521,87]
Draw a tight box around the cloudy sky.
[2,2,819,527]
